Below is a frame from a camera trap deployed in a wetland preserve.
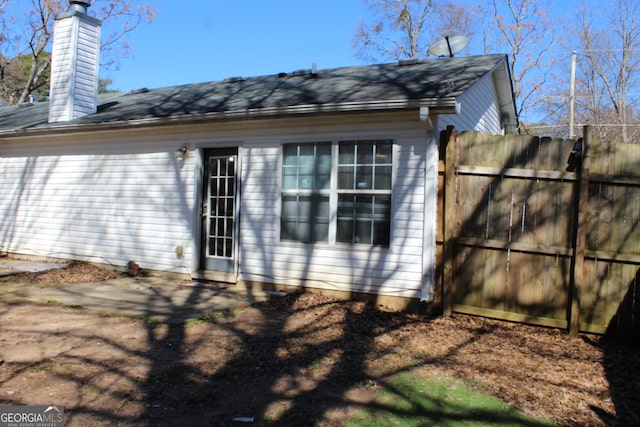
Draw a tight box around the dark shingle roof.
[0,55,507,134]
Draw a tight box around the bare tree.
[478,0,557,128]
[0,0,157,106]
[572,0,640,143]
[353,0,474,62]
[353,0,557,130]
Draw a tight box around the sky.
[99,0,587,93]
[105,1,371,92]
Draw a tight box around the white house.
[0,2,517,306]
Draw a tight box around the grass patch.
[36,282,64,288]
[345,372,556,427]
[188,309,238,325]
[130,315,163,327]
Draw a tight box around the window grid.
[336,141,392,246]
[207,156,236,258]
[281,139,393,247]
[281,142,331,243]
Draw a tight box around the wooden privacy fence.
[437,127,640,336]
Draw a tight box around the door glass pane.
[226,198,234,216]
[210,198,217,217]
[228,178,235,196]
[216,238,224,257]
[218,218,225,238]
[228,157,236,175]
[225,238,233,257]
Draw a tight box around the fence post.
[570,126,591,336]
[443,126,458,317]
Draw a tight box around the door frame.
[192,145,242,283]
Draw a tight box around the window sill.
[278,240,394,253]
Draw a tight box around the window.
[281,142,331,242]
[337,141,392,246]
[281,139,393,247]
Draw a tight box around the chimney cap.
[69,0,92,13]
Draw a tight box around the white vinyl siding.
[0,145,194,273]
[49,13,100,122]
[438,73,503,135]
[238,129,428,298]
[1,118,437,299]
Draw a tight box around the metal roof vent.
[398,58,420,66]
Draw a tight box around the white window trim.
[279,138,396,249]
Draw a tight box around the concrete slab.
[0,259,272,323]
[0,260,68,276]
[2,276,271,323]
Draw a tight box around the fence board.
[441,128,640,335]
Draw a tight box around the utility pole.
[569,51,577,139]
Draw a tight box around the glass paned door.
[201,148,238,273]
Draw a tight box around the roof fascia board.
[0,97,457,138]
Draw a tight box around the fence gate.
[439,127,640,336]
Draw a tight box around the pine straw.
[253,292,639,426]
[1,260,126,285]
[2,261,638,425]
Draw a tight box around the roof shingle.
[0,54,507,133]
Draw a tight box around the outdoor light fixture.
[175,146,188,160]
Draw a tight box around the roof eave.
[0,97,458,137]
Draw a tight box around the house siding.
[1,117,437,299]
[237,126,429,299]
[49,13,100,122]
[0,137,195,273]
[438,73,503,135]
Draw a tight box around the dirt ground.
[0,262,638,426]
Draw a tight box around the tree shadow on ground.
[590,269,640,426]
[2,272,637,426]
[135,289,559,426]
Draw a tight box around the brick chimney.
[48,1,102,123]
